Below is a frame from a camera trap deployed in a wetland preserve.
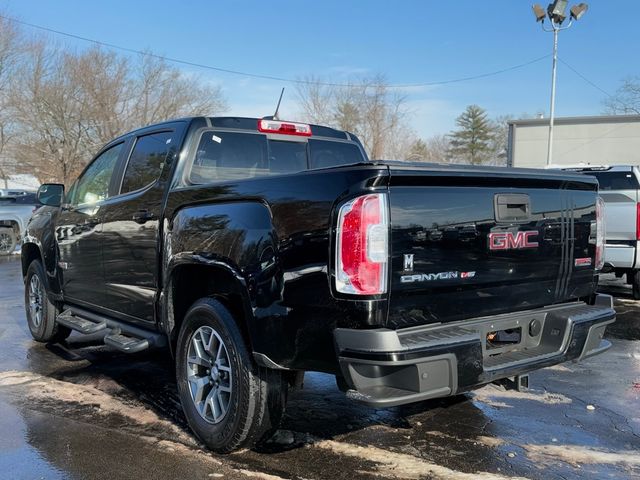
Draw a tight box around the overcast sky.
[3,0,638,138]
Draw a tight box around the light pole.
[532,2,589,166]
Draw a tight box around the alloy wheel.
[0,232,12,253]
[186,325,233,424]
[28,274,43,328]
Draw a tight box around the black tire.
[24,260,71,343]
[0,227,17,256]
[632,271,640,300]
[176,298,286,453]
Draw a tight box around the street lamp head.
[570,3,588,20]
[532,4,546,22]
[547,0,569,24]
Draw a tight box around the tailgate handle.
[494,194,531,223]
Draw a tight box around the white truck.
[0,193,39,255]
[564,166,640,298]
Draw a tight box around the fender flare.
[162,254,254,356]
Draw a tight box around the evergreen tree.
[448,105,494,165]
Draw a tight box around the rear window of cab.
[579,171,640,190]
[188,131,365,184]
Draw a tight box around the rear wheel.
[24,260,71,343]
[632,271,640,300]
[176,298,286,452]
[0,227,16,256]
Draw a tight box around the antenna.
[273,88,285,120]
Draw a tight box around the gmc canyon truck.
[23,116,615,452]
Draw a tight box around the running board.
[56,306,166,353]
[57,309,107,334]
[104,329,150,354]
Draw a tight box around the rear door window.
[581,171,640,190]
[121,131,173,194]
[190,132,269,183]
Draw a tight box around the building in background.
[507,115,640,168]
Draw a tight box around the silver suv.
[566,166,640,298]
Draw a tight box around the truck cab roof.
[120,116,362,144]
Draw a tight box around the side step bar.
[57,310,107,334]
[56,306,166,354]
[104,329,149,354]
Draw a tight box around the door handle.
[132,210,155,224]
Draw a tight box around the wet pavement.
[0,254,638,480]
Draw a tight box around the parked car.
[0,193,40,255]
[22,116,615,452]
[0,188,31,197]
[563,165,640,298]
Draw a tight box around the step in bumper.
[335,295,616,408]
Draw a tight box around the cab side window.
[120,131,173,194]
[73,143,123,205]
[190,132,268,183]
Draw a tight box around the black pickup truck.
[23,116,615,452]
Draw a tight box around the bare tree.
[7,39,228,185]
[128,53,227,131]
[488,114,513,166]
[9,40,90,185]
[296,74,409,159]
[425,135,451,163]
[0,16,20,188]
[293,76,334,127]
[604,76,640,115]
[386,125,419,161]
[69,47,132,145]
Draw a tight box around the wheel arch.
[0,214,24,234]
[165,260,254,357]
[21,242,44,280]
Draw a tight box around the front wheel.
[0,227,17,256]
[176,298,286,453]
[24,260,71,343]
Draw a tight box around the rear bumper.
[335,295,616,407]
[604,243,638,270]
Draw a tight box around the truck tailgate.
[386,166,598,329]
[600,189,638,241]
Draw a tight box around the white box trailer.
[507,115,640,168]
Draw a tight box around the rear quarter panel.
[164,166,389,372]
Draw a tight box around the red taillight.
[258,119,312,136]
[335,193,389,295]
[595,196,605,271]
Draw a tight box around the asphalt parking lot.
[0,255,638,480]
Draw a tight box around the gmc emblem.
[488,231,539,251]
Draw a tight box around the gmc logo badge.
[488,231,539,251]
